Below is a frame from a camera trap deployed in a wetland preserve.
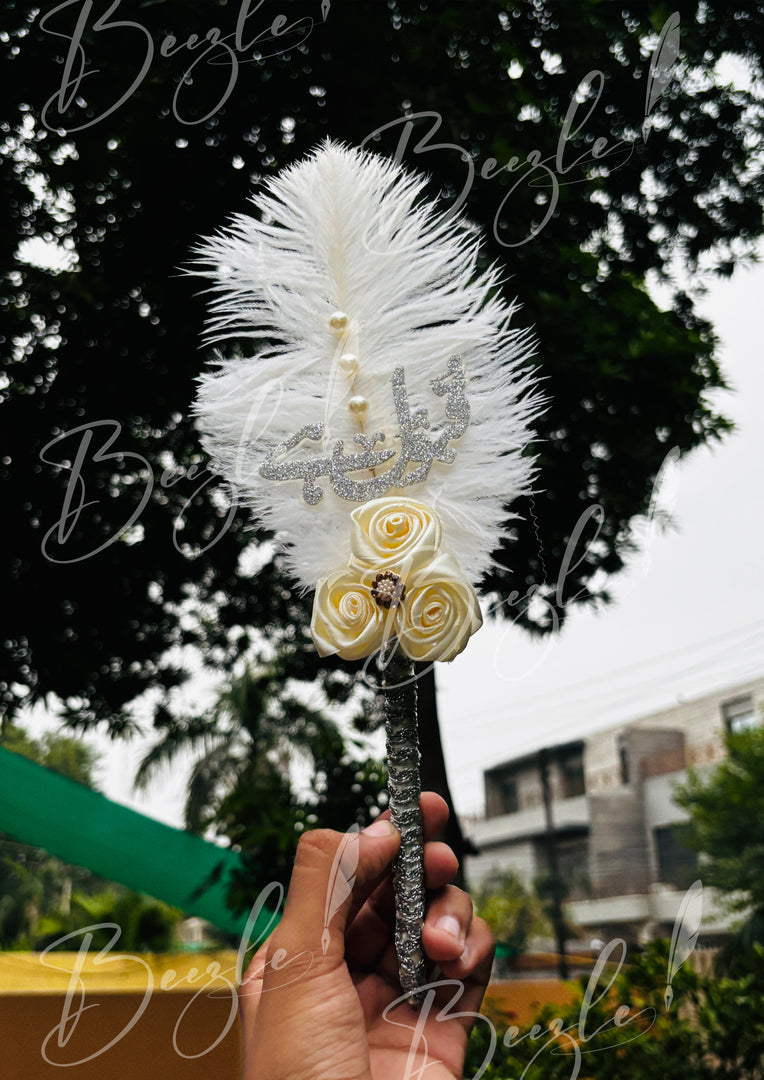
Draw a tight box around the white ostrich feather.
[192,140,543,591]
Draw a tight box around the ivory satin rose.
[398,554,483,662]
[310,569,392,661]
[349,499,442,576]
[310,497,482,663]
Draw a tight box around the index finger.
[344,790,450,925]
[373,790,450,842]
[344,792,454,951]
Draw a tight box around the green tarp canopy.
[0,745,277,942]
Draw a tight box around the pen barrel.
[381,642,426,1005]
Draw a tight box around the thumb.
[265,818,400,972]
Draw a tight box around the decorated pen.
[193,141,542,1003]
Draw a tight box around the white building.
[464,675,764,944]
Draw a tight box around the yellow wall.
[0,952,580,1078]
[0,952,242,1080]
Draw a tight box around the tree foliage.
[465,938,764,1080]
[474,867,551,959]
[33,888,181,954]
[674,722,764,912]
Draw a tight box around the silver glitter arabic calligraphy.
[259,358,469,504]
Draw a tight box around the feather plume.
[192,140,542,592]
[664,878,702,1011]
[321,822,360,955]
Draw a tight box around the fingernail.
[362,818,398,837]
[435,915,463,942]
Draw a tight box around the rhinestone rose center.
[370,571,406,609]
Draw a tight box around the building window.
[553,836,591,900]
[654,825,699,890]
[561,754,585,798]
[722,696,758,733]
[498,777,519,815]
[619,742,630,785]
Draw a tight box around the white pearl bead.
[338,352,359,375]
[348,395,369,417]
[329,310,349,332]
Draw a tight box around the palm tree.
[135,656,350,835]
[135,653,388,916]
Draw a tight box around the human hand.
[238,792,495,1080]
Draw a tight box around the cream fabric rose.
[311,569,391,661]
[311,499,482,663]
[398,553,482,662]
[349,498,442,575]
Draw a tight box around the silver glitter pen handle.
[380,642,427,1006]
